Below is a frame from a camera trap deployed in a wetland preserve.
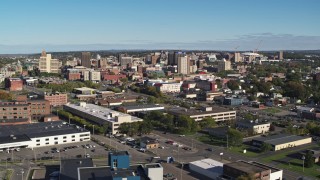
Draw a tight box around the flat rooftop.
[64,103,142,124]
[122,104,164,110]
[73,87,96,91]
[168,106,235,116]
[237,120,270,127]
[253,134,311,146]
[60,158,94,180]
[109,151,129,156]
[224,161,268,174]
[190,158,223,173]
[79,166,113,180]
[0,121,89,139]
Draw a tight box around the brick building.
[44,92,68,106]
[0,101,31,125]
[5,78,23,91]
[67,72,81,81]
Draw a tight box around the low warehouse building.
[252,134,312,151]
[189,158,223,179]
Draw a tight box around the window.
[45,138,49,141]
[36,139,40,142]
[63,140,67,143]
[36,144,40,146]
[72,135,75,138]
[54,137,58,140]
[80,134,89,137]
[54,142,58,144]
[63,136,67,139]
[72,139,75,142]
[45,142,49,145]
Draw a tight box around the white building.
[236,120,271,134]
[189,159,223,179]
[178,56,189,75]
[0,121,90,150]
[154,82,182,93]
[63,102,143,134]
[89,71,101,82]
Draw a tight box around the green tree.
[198,117,216,129]
[305,151,315,168]
[227,128,243,146]
[227,80,239,91]
[260,142,272,152]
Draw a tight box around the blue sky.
[0,0,320,53]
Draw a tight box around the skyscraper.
[178,56,190,75]
[81,52,91,68]
[279,51,283,60]
[218,59,231,72]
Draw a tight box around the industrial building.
[63,102,143,134]
[168,106,236,122]
[222,161,283,180]
[0,121,90,151]
[189,158,223,179]
[252,134,312,151]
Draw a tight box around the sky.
[0,0,320,54]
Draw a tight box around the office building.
[218,59,231,72]
[178,56,190,74]
[81,52,91,68]
[89,71,101,82]
[63,102,143,134]
[39,50,62,73]
[120,56,133,68]
[234,52,242,62]
[168,106,236,122]
[154,82,182,93]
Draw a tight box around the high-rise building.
[151,55,159,65]
[218,59,231,72]
[197,59,205,69]
[168,52,175,65]
[178,56,190,75]
[39,50,62,73]
[279,51,283,60]
[120,56,133,69]
[174,52,186,65]
[234,52,242,62]
[81,52,91,68]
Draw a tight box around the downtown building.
[38,50,62,73]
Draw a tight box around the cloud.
[0,33,319,54]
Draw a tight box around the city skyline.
[0,0,320,53]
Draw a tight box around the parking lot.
[0,140,107,163]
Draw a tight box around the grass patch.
[3,169,13,180]
[262,144,320,178]
[262,107,281,114]
[279,159,320,178]
[228,145,260,157]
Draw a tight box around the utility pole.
[227,134,229,149]
[180,163,184,180]
[93,125,95,136]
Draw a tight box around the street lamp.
[92,125,95,136]
[180,162,184,180]
[84,125,86,130]
[21,169,24,180]
[302,155,305,172]
[68,115,71,124]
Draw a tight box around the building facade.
[39,50,62,73]
[44,92,68,106]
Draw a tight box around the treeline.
[118,111,217,136]
[37,81,101,92]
